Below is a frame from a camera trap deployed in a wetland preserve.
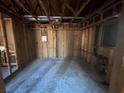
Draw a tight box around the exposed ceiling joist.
[38,0,48,16]
[49,0,58,16]
[37,0,51,21]
[86,0,120,20]
[28,0,34,13]
[9,1,18,12]
[33,3,39,14]
[62,0,65,16]
[24,0,33,13]
[14,0,31,14]
[37,4,43,16]
[65,3,75,16]
[71,0,90,22]
[75,0,90,17]
[0,0,120,24]
[0,2,30,23]
[14,0,40,23]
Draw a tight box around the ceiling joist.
[0,1,30,23]
[13,0,40,22]
[71,0,90,22]
[65,3,75,16]
[0,0,121,23]
[38,0,48,16]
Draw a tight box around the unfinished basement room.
[0,0,124,93]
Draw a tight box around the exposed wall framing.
[82,1,122,29]
[12,18,36,68]
[109,3,124,93]
[33,23,82,58]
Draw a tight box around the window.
[42,36,47,42]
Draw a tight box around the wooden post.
[87,28,90,63]
[0,70,6,93]
[53,29,56,57]
[84,30,86,60]
[56,29,58,57]
[0,13,12,74]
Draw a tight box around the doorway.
[0,13,18,79]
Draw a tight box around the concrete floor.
[2,66,17,79]
[6,58,108,93]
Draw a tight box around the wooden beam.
[0,73,6,93]
[14,0,32,14]
[0,1,31,23]
[28,0,34,13]
[11,0,22,12]
[82,1,122,29]
[62,0,65,15]
[38,0,50,21]
[85,0,119,22]
[50,0,61,16]
[47,0,51,16]
[7,2,17,12]
[34,0,44,16]
[75,0,90,17]
[0,1,16,13]
[38,0,48,16]
[49,0,56,16]
[65,3,75,16]
[71,0,90,22]
[0,13,12,74]
[61,0,65,22]
[38,4,44,16]
[24,0,33,13]
[14,0,40,22]
[33,4,39,14]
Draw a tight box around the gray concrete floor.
[2,66,17,79]
[6,58,108,93]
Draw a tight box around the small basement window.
[42,36,47,42]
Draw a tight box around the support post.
[0,70,6,93]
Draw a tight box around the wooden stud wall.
[109,3,124,93]
[72,25,82,57]
[81,24,117,84]
[34,24,82,58]
[12,18,36,68]
[81,1,123,91]
[0,14,12,73]
[34,26,56,58]
[81,26,96,63]
[48,26,56,57]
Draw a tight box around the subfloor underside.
[6,57,108,93]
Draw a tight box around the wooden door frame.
[0,13,12,74]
